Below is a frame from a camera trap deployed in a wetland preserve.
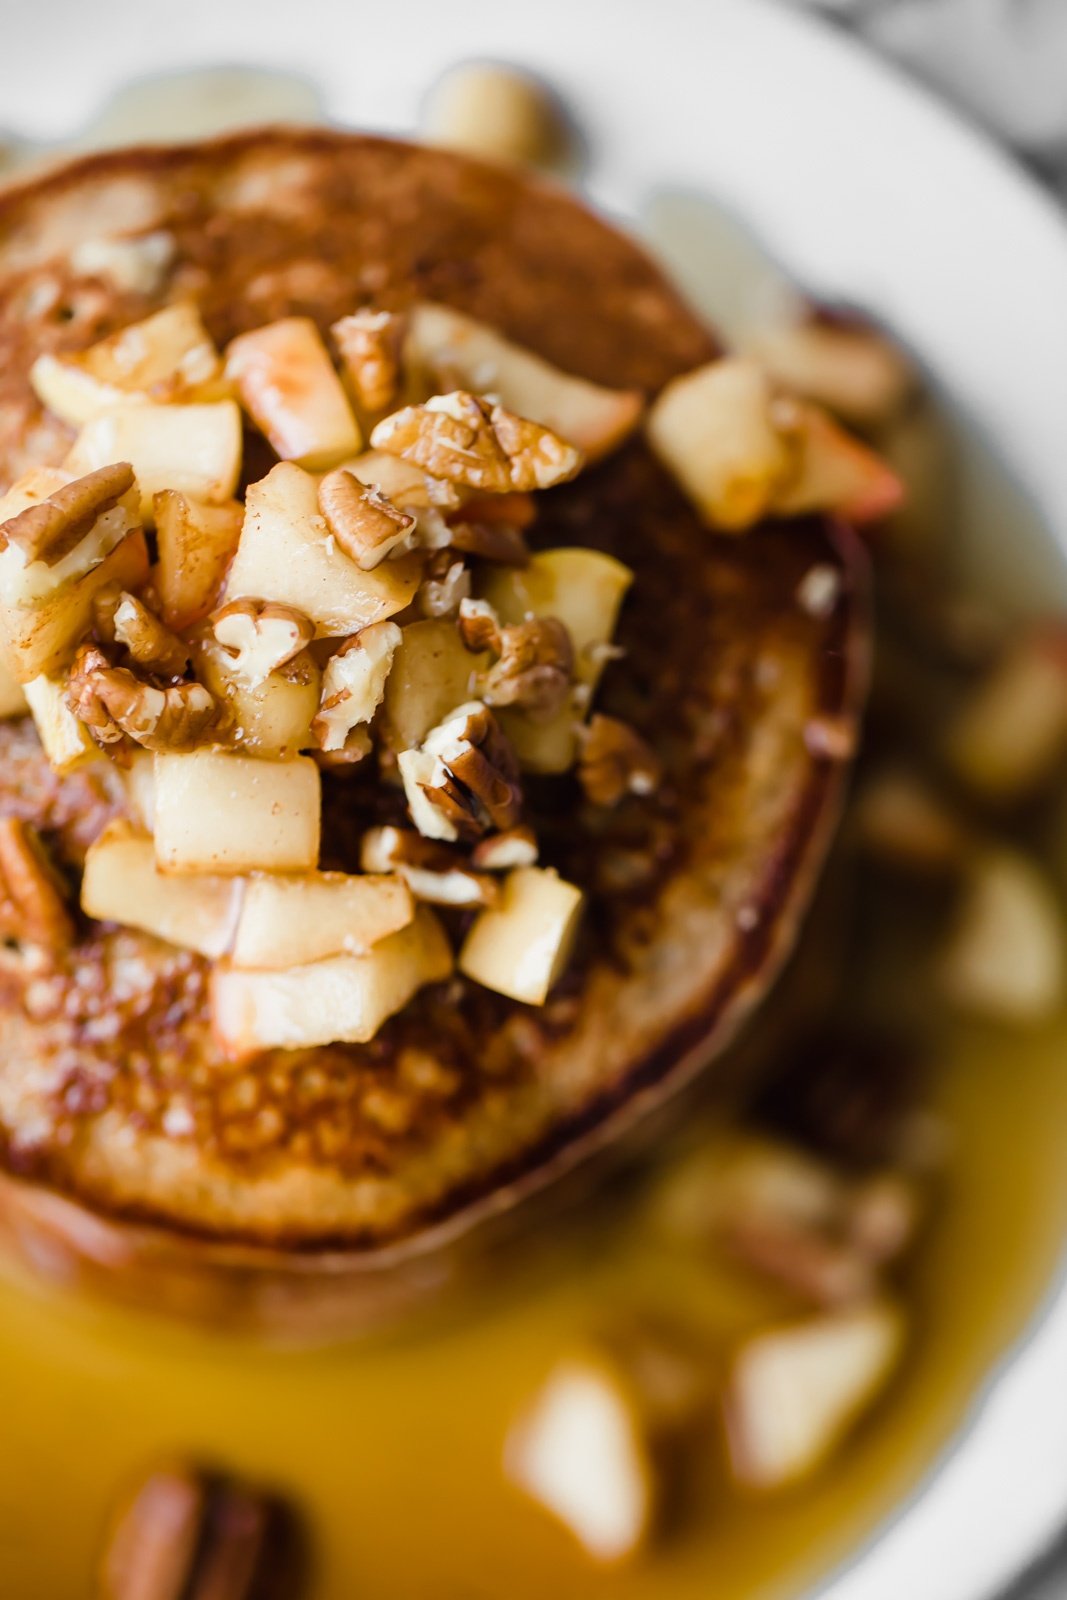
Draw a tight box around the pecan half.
[317,468,416,570]
[578,714,662,807]
[67,643,222,752]
[0,817,74,953]
[456,597,502,654]
[211,598,314,686]
[482,616,574,721]
[360,824,499,908]
[371,391,583,493]
[0,461,135,567]
[398,700,523,841]
[94,588,190,678]
[98,1460,306,1600]
[331,307,406,415]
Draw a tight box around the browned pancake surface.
[0,131,866,1248]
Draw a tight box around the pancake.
[0,130,868,1305]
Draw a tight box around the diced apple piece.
[647,359,794,532]
[69,401,242,521]
[773,403,903,525]
[744,318,913,430]
[0,467,71,524]
[30,303,228,427]
[0,657,27,718]
[940,850,1065,1024]
[0,528,149,682]
[230,871,413,969]
[725,1304,904,1491]
[406,303,643,461]
[194,635,321,757]
[946,628,1067,803]
[82,821,242,958]
[226,317,361,470]
[0,481,138,609]
[381,618,487,751]
[123,748,155,828]
[154,491,243,631]
[460,865,583,1003]
[223,462,421,637]
[23,673,96,770]
[211,907,453,1055]
[481,548,632,772]
[505,1356,655,1563]
[153,750,320,876]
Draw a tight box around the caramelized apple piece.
[459,866,583,1003]
[230,871,413,969]
[211,907,453,1055]
[480,548,632,772]
[194,635,321,758]
[940,850,1065,1023]
[69,401,243,521]
[0,656,27,718]
[0,528,149,682]
[153,750,321,875]
[946,627,1067,804]
[745,317,913,430]
[422,64,570,170]
[226,316,361,470]
[725,1304,904,1491]
[381,618,487,751]
[154,491,243,631]
[405,303,643,460]
[773,403,904,525]
[223,462,421,637]
[30,302,228,426]
[23,672,96,771]
[82,821,243,958]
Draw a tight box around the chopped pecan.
[418,553,470,618]
[312,620,401,755]
[457,597,502,653]
[67,643,222,752]
[331,307,406,414]
[0,461,135,567]
[471,824,539,870]
[317,468,416,570]
[482,616,574,721]
[94,588,190,678]
[371,390,583,493]
[0,817,74,953]
[211,598,314,686]
[578,714,662,807]
[398,700,523,841]
[360,823,500,907]
[98,1460,305,1600]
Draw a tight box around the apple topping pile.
[1,298,698,1054]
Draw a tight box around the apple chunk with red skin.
[230,872,414,970]
[223,462,421,638]
[82,821,243,959]
[152,749,321,876]
[211,907,453,1057]
[404,302,643,461]
[226,316,361,471]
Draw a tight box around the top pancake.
[0,129,867,1249]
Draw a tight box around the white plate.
[5,3,1067,1596]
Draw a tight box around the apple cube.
[459,865,583,1003]
[0,657,27,718]
[946,628,1067,804]
[68,401,242,521]
[211,906,453,1055]
[225,316,361,470]
[940,850,1065,1024]
[773,403,904,525]
[23,672,96,771]
[153,749,321,875]
[122,748,156,828]
[505,1352,664,1565]
[480,548,632,771]
[0,528,149,682]
[230,871,413,969]
[194,635,321,757]
[30,302,228,427]
[725,1304,904,1491]
[223,462,421,637]
[154,491,243,631]
[81,821,243,958]
[744,318,913,430]
[405,302,643,461]
[382,618,487,751]
[647,358,794,532]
